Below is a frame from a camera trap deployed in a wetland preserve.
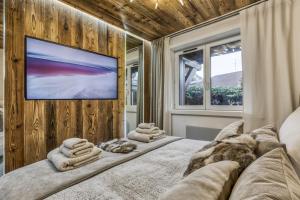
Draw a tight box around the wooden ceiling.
[60,0,259,41]
[126,34,143,51]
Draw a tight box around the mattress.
[47,139,209,200]
[0,137,209,200]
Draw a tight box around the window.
[130,66,138,105]
[126,64,139,108]
[209,40,243,107]
[175,36,243,110]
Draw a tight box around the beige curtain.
[163,37,172,134]
[241,0,300,132]
[150,38,164,129]
[136,45,144,126]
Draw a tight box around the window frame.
[174,35,243,111]
[174,46,206,110]
[206,36,243,111]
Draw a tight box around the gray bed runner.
[0,136,182,200]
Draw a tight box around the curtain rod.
[167,0,268,39]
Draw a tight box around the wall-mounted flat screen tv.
[25,36,118,100]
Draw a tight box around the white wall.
[164,16,243,138]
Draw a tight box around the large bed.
[0,137,209,200]
[2,107,300,200]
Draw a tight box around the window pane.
[131,66,138,105]
[210,40,243,106]
[179,50,204,106]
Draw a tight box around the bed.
[0,136,209,200]
[2,107,300,200]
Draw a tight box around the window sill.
[170,109,243,118]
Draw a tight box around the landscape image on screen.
[26,37,118,99]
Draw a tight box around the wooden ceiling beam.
[116,0,178,34]
[102,0,170,37]
[54,0,260,40]
[60,0,156,40]
[134,0,187,32]
[174,0,204,25]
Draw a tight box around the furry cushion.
[99,139,137,153]
[249,125,286,157]
[184,134,256,176]
[214,120,244,141]
[159,161,240,200]
[229,148,300,200]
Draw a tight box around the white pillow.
[229,148,300,200]
[279,107,300,175]
[159,161,240,200]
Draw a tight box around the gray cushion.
[214,120,244,141]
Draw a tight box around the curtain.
[150,38,164,129]
[136,45,144,126]
[241,0,300,132]
[163,37,172,134]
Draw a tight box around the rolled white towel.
[136,127,159,134]
[63,138,88,149]
[138,123,155,129]
[47,146,101,172]
[59,142,94,158]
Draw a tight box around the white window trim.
[174,35,243,111]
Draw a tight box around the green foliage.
[211,87,243,105]
[184,86,243,106]
[185,86,203,105]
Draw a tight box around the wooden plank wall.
[5,0,125,172]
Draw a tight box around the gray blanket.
[47,139,210,200]
[0,136,182,200]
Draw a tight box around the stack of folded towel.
[128,123,165,143]
[99,139,137,153]
[47,138,102,172]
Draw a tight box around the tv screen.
[25,36,118,100]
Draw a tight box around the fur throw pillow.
[249,125,286,157]
[99,139,137,153]
[184,134,257,176]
